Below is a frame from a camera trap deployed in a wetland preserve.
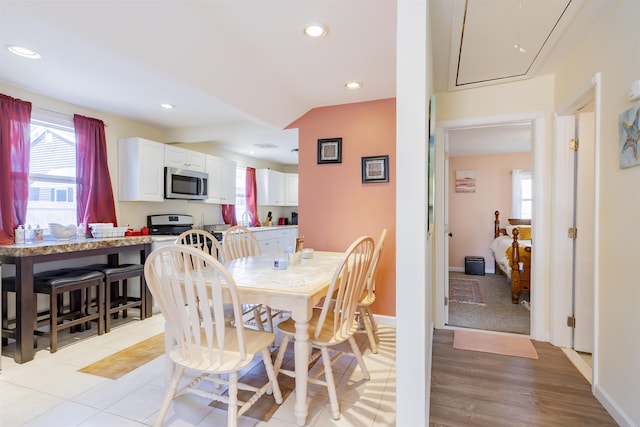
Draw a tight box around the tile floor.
[0,314,396,426]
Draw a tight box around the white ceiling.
[0,0,616,164]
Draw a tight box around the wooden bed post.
[494,211,501,273]
[510,228,521,304]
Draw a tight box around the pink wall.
[449,151,531,271]
[288,98,396,316]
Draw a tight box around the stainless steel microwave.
[164,167,208,200]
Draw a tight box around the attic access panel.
[451,0,576,89]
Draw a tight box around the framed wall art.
[317,137,342,164]
[361,155,389,183]
[619,103,640,169]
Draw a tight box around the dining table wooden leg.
[293,313,311,426]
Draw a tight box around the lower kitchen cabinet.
[252,226,297,255]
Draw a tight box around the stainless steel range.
[147,214,194,236]
[147,214,223,251]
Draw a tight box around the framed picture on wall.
[361,155,389,183]
[317,138,342,164]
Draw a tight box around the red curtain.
[0,94,32,245]
[222,204,237,225]
[74,114,117,231]
[245,167,261,227]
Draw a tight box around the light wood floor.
[430,329,617,426]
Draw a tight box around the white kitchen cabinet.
[118,137,165,202]
[219,158,237,203]
[284,173,298,206]
[252,226,297,255]
[205,155,236,204]
[164,145,206,172]
[256,169,285,206]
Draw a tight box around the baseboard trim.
[449,266,496,274]
[373,313,396,327]
[594,383,637,427]
[561,348,592,384]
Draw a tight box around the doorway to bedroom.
[446,123,532,335]
[434,112,546,339]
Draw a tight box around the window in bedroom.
[512,169,532,219]
[27,118,77,231]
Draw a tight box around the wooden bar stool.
[83,263,145,333]
[2,268,105,353]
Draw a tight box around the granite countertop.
[0,236,152,257]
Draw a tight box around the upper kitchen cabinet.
[118,137,165,202]
[256,169,298,206]
[164,145,206,172]
[205,155,237,204]
[284,173,298,206]
[256,169,285,206]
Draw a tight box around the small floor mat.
[449,278,485,305]
[78,333,165,379]
[453,329,538,359]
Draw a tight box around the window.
[234,167,249,225]
[512,170,532,219]
[26,118,77,230]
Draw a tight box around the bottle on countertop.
[26,224,33,242]
[77,223,86,240]
[34,224,44,242]
[14,225,25,244]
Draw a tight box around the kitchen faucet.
[241,211,253,227]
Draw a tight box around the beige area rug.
[453,329,538,359]
[78,333,165,379]
[449,278,485,305]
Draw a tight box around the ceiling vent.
[254,143,278,149]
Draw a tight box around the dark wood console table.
[0,236,152,363]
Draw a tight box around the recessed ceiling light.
[7,45,41,59]
[304,23,328,38]
[160,103,175,109]
[344,81,363,90]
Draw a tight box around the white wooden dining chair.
[222,225,279,331]
[144,245,283,427]
[273,235,375,420]
[356,228,387,353]
[175,228,225,262]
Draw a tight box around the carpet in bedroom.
[448,271,530,335]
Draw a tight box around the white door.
[443,149,450,324]
[573,111,596,353]
[552,111,596,353]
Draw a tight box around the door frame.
[435,111,547,341]
[551,73,601,387]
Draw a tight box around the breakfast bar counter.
[0,236,152,363]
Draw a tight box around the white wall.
[396,0,431,425]
[553,1,640,425]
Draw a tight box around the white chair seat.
[170,328,275,373]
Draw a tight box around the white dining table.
[225,250,345,426]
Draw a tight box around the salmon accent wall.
[449,151,532,271]
[288,98,396,317]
